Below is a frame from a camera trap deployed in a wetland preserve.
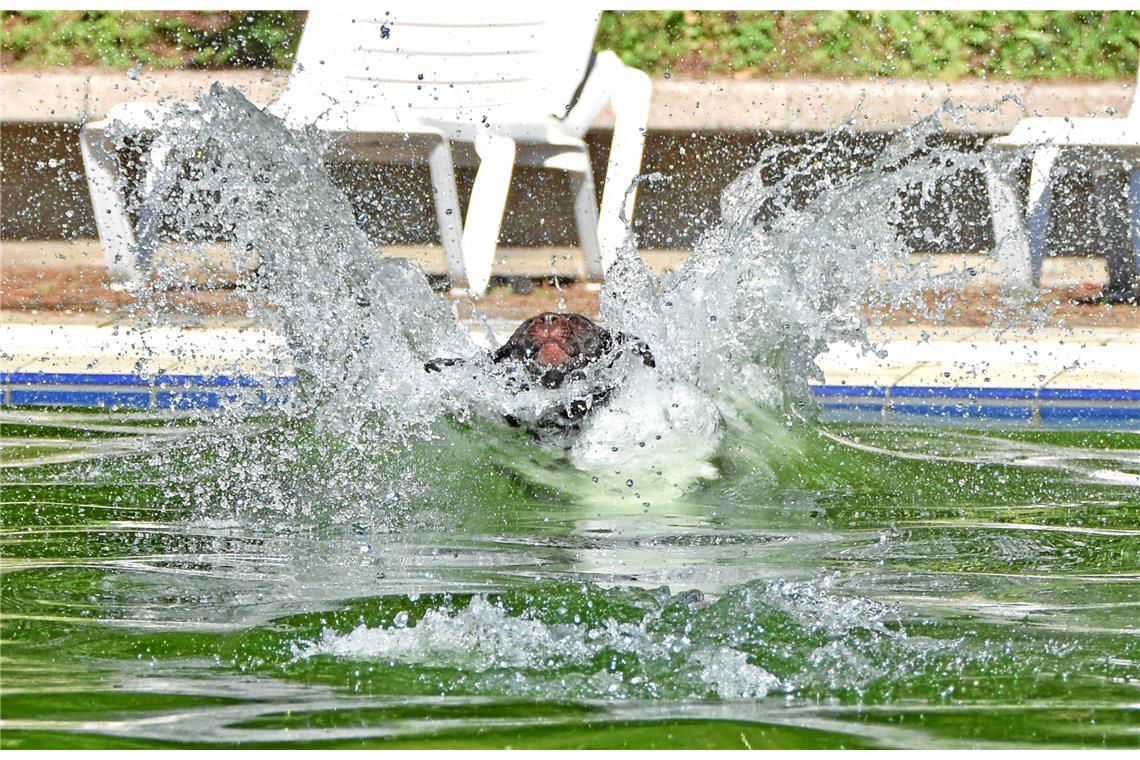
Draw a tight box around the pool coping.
[2,69,1134,135]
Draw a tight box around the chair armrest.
[86,101,182,133]
[561,51,652,138]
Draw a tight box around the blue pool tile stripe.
[813,383,1140,428]
[815,384,1140,403]
[885,402,1036,420]
[9,389,155,409]
[809,385,890,398]
[153,390,228,410]
[888,385,1040,400]
[807,387,1140,403]
[0,371,296,388]
[2,371,295,412]
[3,373,1138,428]
[1039,405,1140,421]
[1038,387,1140,401]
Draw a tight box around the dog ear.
[597,329,614,355]
[424,357,466,373]
[493,317,538,364]
[634,341,656,368]
[614,333,656,368]
[491,342,517,364]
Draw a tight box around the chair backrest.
[275,9,600,130]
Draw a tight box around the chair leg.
[596,56,652,273]
[1130,168,1140,293]
[461,133,516,297]
[570,162,603,278]
[425,136,466,288]
[1100,168,1139,300]
[79,124,146,287]
[135,129,180,279]
[984,151,1033,288]
[1025,146,1059,287]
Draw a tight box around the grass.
[1,10,1137,80]
[597,11,1140,80]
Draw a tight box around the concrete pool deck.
[0,238,1119,286]
[3,239,1138,428]
[2,311,1137,428]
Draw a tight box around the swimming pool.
[3,411,1138,748]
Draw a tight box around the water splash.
[119,85,472,434]
[118,88,997,503]
[601,107,989,417]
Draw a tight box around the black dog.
[425,312,654,428]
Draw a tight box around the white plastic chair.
[80,77,464,290]
[80,9,651,297]
[984,67,1139,291]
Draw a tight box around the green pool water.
[2,409,1137,749]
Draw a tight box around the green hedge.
[0,11,303,69]
[2,10,1137,79]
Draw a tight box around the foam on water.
[569,371,721,483]
[279,574,1113,709]
[290,579,908,701]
